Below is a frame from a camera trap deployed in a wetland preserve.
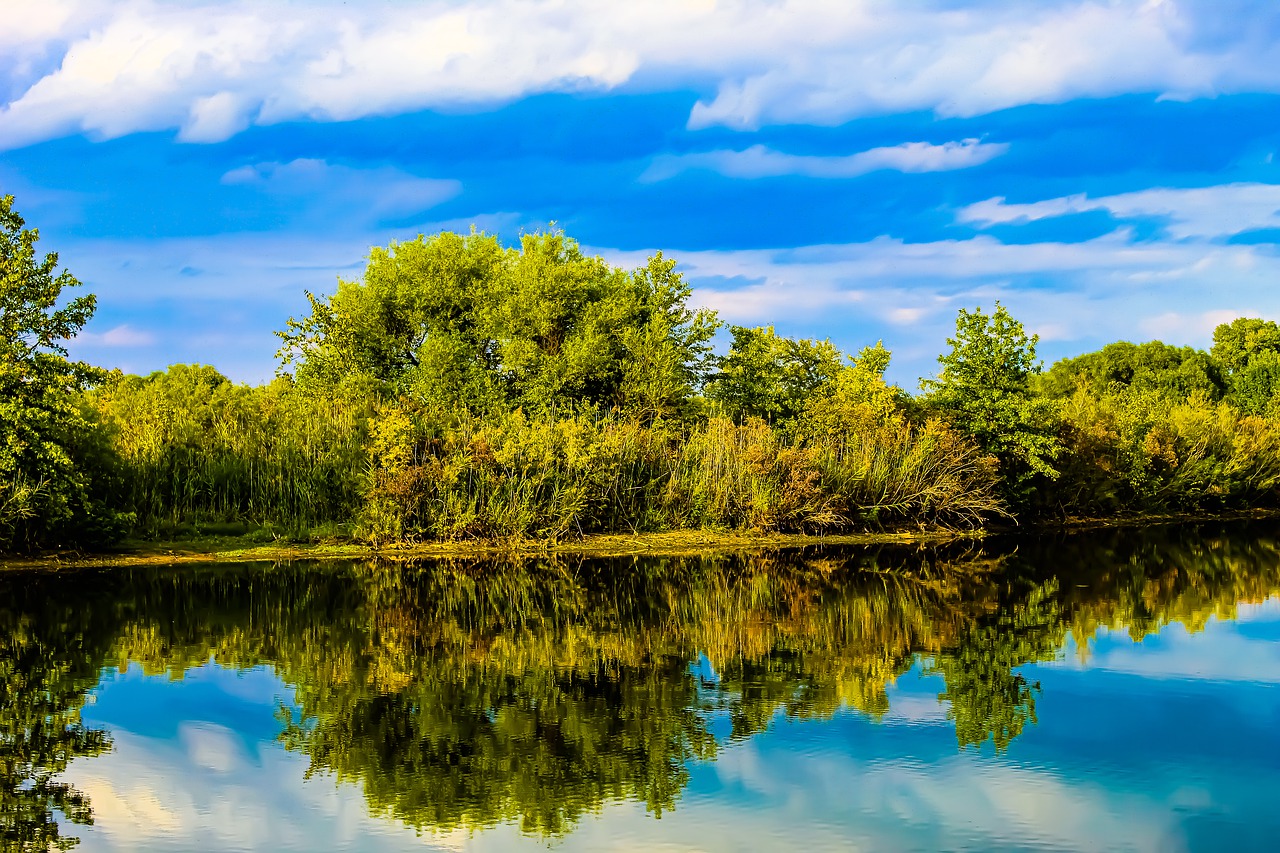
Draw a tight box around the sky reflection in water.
[3,526,1278,852]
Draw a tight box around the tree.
[278,230,719,420]
[278,230,507,406]
[0,195,125,551]
[1038,340,1225,401]
[1211,318,1280,413]
[1228,349,1280,416]
[706,325,845,425]
[922,303,1062,503]
[1211,317,1280,376]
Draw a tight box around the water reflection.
[1,523,1279,848]
[0,589,112,851]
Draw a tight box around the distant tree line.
[6,193,1280,552]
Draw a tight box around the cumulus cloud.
[959,183,1280,240]
[4,1,1280,148]
[641,139,1007,182]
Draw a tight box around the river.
[2,522,1278,851]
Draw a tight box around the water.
[2,523,1279,852]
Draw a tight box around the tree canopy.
[278,231,719,420]
[922,303,1062,502]
[1039,340,1225,401]
[705,325,846,425]
[0,194,125,551]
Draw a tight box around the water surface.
[2,524,1279,851]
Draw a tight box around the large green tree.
[1211,317,1280,414]
[278,231,719,420]
[1211,317,1280,376]
[922,303,1062,503]
[0,195,124,551]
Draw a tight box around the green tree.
[278,230,507,405]
[278,231,719,420]
[0,195,125,551]
[1211,317,1280,376]
[922,303,1062,503]
[1039,340,1225,401]
[706,325,845,425]
[1229,350,1280,416]
[1211,318,1280,413]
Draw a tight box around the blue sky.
[4,0,1280,384]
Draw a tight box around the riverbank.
[1,526,981,570]
[6,508,1280,571]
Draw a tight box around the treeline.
[7,193,1280,551]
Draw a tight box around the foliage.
[1038,340,1225,401]
[921,303,1062,504]
[90,366,369,536]
[1211,318,1280,414]
[10,199,1280,549]
[1211,317,1280,376]
[1052,387,1280,514]
[278,231,719,421]
[355,399,1002,544]
[705,325,845,426]
[0,195,127,552]
[1228,349,1280,415]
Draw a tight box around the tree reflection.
[0,582,114,852]
[1,523,1279,844]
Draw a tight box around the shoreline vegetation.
[9,192,1280,559]
[6,508,1279,572]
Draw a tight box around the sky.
[3,0,1280,385]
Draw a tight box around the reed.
[357,405,1005,544]
[91,368,369,537]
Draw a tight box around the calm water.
[3,524,1280,852]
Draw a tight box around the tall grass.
[358,405,1004,544]
[92,367,369,536]
[94,360,1280,546]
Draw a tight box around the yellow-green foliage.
[359,407,675,543]
[1056,388,1280,512]
[801,360,1002,527]
[92,366,369,533]
[357,391,1003,544]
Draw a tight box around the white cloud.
[4,1,1280,148]
[641,139,1007,182]
[179,91,252,142]
[220,158,461,221]
[625,230,1280,381]
[960,183,1280,240]
[74,323,156,348]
